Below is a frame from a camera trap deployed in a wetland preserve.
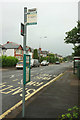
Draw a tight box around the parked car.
[16,61,23,69]
[47,61,49,65]
[41,60,49,66]
[31,59,40,67]
[16,61,32,69]
[55,61,60,64]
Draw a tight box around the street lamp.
[39,36,47,62]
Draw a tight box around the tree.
[48,53,56,63]
[72,45,80,56]
[33,49,39,59]
[64,27,78,46]
[64,21,80,56]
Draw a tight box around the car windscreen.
[17,62,23,64]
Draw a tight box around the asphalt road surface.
[1,62,72,115]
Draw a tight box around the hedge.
[0,55,19,67]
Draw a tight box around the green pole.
[22,7,27,118]
[29,55,31,82]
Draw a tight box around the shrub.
[58,106,80,120]
[2,55,19,67]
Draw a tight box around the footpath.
[3,67,80,119]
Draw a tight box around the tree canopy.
[64,21,80,56]
[33,49,39,59]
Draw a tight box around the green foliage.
[64,21,80,56]
[39,53,56,63]
[48,53,56,63]
[48,56,55,63]
[40,56,49,63]
[63,55,73,62]
[64,27,78,45]
[58,106,80,120]
[2,55,18,67]
[72,45,80,56]
[33,49,39,59]
[55,57,59,61]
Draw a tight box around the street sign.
[74,56,80,60]
[27,8,37,25]
[21,23,24,36]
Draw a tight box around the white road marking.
[53,75,56,77]
[10,75,14,78]
[21,79,23,85]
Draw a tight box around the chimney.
[39,48,41,51]
[7,41,9,44]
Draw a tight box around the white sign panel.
[27,8,37,25]
[26,67,29,82]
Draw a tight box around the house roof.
[41,51,49,54]
[0,44,2,48]
[3,42,23,49]
[0,44,5,49]
[26,46,34,52]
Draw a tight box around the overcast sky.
[0,0,79,57]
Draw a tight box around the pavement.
[2,67,80,119]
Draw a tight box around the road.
[0,62,72,115]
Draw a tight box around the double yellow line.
[0,72,65,119]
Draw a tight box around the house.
[26,46,34,59]
[54,54,63,60]
[0,44,2,56]
[0,44,6,56]
[38,48,49,57]
[2,41,23,60]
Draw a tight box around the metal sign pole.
[22,7,27,118]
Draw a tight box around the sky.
[0,0,79,57]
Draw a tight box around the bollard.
[77,62,80,80]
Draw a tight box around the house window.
[20,56,23,60]
[16,56,23,60]
[16,56,20,60]
[16,49,22,55]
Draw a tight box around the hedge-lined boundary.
[0,56,19,67]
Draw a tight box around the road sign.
[21,23,24,36]
[27,8,37,25]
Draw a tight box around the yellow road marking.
[0,82,6,85]
[12,87,23,95]
[0,72,65,119]
[4,87,21,95]
[13,79,18,81]
[0,85,13,92]
[0,85,6,88]
[18,82,20,84]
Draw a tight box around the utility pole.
[22,7,27,118]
